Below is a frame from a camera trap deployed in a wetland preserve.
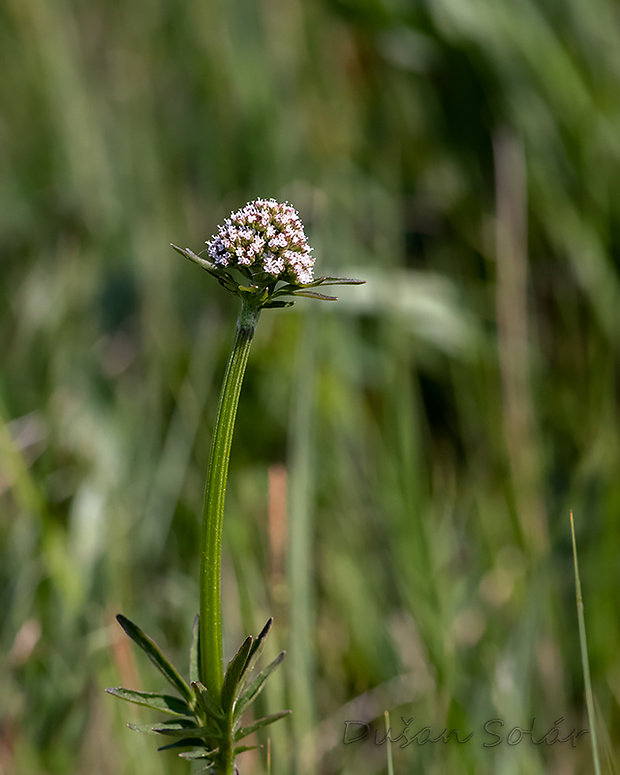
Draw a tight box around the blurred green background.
[2,0,620,773]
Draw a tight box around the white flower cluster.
[206,198,315,285]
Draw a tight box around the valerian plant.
[106,198,363,774]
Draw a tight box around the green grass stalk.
[570,511,602,775]
[200,297,261,700]
[384,710,395,775]
[288,312,318,774]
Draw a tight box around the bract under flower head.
[206,198,315,285]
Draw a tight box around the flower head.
[172,199,363,309]
[206,198,315,285]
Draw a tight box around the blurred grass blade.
[115,614,193,704]
[570,512,602,775]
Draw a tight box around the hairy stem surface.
[200,298,260,704]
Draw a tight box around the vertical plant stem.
[200,297,261,700]
[494,128,548,557]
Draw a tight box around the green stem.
[570,512,602,775]
[200,297,261,703]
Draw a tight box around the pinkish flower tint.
[207,198,315,284]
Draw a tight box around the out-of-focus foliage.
[1,0,619,773]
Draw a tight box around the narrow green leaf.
[178,747,219,760]
[171,244,227,288]
[234,744,261,755]
[191,681,225,721]
[115,615,193,705]
[151,721,221,739]
[291,290,338,301]
[570,512,603,775]
[234,651,286,719]
[277,276,365,290]
[157,737,207,752]
[170,244,215,271]
[190,614,200,686]
[272,282,302,294]
[313,276,365,286]
[271,276,364,300]
[217,274,242,292]
[263,300,295,309]
[170,243,194,258]
[237,619,272,689]
[127,720,202,736]
[105,687,191,716]
[221,636,253,713]
[127,722,164,735]
[234,710,292,741]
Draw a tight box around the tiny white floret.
[207,198,315,285]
